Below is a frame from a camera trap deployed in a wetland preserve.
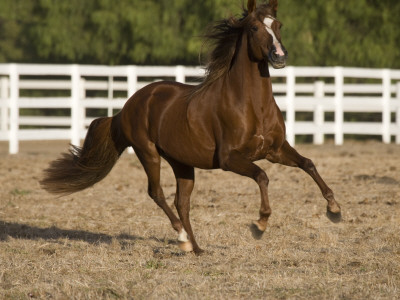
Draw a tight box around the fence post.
[1,77,8,138]
[127,66,138,97]
[334,67,344,145]
[175,65,185,83]
[314,81,324,145]
[70,65,81,146]
[80,78,86,136]
[396,82,400,144]
[106,76,113,117]
[286,66,295,146]
[382,69,391,144]
[9,64,19,154]
[126,66,138,154]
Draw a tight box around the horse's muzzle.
[268,45,288,69]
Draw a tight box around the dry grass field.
[0,140,399,299]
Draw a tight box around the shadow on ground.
[0,221,142,245]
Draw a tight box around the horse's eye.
[251,26,258,32]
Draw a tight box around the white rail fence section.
[0,64,399,154]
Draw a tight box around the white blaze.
[264,16,285,56]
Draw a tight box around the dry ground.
[0,140,399,299]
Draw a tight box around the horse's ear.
[269,0,278,15]
[247,0,257,14]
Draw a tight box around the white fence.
[0,64,400,154]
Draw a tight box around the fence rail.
[0,64,399,154]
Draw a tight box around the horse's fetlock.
[178,228,190,242]
[260,207,272,218]
[172,221,183,233]
[324,189,335,201]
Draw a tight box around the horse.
[41,0,341,255]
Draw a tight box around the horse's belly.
[159,135,217,169]
[157,119,217,169]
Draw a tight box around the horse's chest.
[244,125,285,161]
[244,134,270,161]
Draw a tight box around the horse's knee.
[255,171,269,186]
[302,158,316,172]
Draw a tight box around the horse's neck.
[224,33,273,106]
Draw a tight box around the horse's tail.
[40,114,129,195]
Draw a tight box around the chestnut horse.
[41,0,341,254]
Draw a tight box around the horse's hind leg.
[166,158,203,255]
[268,141,341,219]
[134,147,185,242]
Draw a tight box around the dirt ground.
[0,140,399,299]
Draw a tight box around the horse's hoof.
[253,220,267,232]
[179,241,193,252]
[326,209,342,223]
[250,221,266,240]
[328,201,341,214]
[326,201,342,223]
[194,248,205,256]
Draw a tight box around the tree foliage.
[281,0,400,68]
[0,0,399,67]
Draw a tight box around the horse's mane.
[191,14,247,96]
[191,3,273,96]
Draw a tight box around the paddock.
[0,140,399,299]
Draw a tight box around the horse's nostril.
[268,45,288,64]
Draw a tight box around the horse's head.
[246,0,288,69]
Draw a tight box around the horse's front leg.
[220,150,271,236]
[268,141,341,221]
